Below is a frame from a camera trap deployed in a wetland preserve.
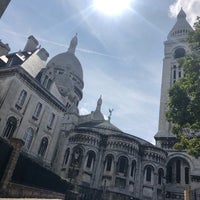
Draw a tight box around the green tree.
[166,17,200,158]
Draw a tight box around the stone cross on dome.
[68,33,78,54]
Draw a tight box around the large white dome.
[46,51,83,82]
[39,35,84,106]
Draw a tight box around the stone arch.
[166,153,194,171]
[143,164,155,184]
[104,153,115,172]
[158,168,164,185]
[85,150,96,170]
[166,156,190,185]
[2,116,17,139]
[116,155,129,177]
[130,160,137,179]
[70,145,84,168]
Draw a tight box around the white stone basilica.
[0,8,200,200]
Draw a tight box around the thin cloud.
[78,47,124,61]
[79,107,90,115]
[169,0,200,25]
[1,28,124,61]
[1,29,27,40]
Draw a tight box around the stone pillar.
[184,185,191,200]
[93,149,104,187]
[111,160,116,187]
[76,153,86,184]
[153,172,158,200]
[126,163,130,190]
[0,138,24,190]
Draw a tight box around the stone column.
[0,138,24,190]
[153,172,158,200]
[111,160,116,187]
[126,163,130,190]
[65,150,73,177]
[93,149,104,187]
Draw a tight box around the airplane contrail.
[2,28,124,61]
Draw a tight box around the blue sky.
[0,0,199,143]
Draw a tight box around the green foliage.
[187,138,200,158]
[188,17,200,50]
[166,17,200,157]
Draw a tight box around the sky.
[0,0,200,144]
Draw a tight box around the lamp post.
[102,179,107,200]
[68,150,80,200]
[70,150,80,182]
[162,176,166,200]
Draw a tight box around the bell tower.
[155,8,193,149]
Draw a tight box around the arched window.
[47,113,55,129]
[117,156,128,176]
[86,151,95,169]
[33,102,42,120]
[68,147,83,180]
[2,116,17,139]
[166,157,190,185]
[146,166,152,182]
[131,160,136,178]
[166,165,172,183]
[23,127,34,149]
[158,168,164,185]
[70,147,83,168]
[63,148,70,166]
[16,90,27,109]
[38,137,48,157]
[174,48,185,59]
[105,155,113,171]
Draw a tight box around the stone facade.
[0,8,199,200]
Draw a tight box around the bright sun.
[93,0,131,16]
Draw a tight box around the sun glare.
[93,0,131,16]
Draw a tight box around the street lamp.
[162,176,166,200]
[102,179,107,200]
